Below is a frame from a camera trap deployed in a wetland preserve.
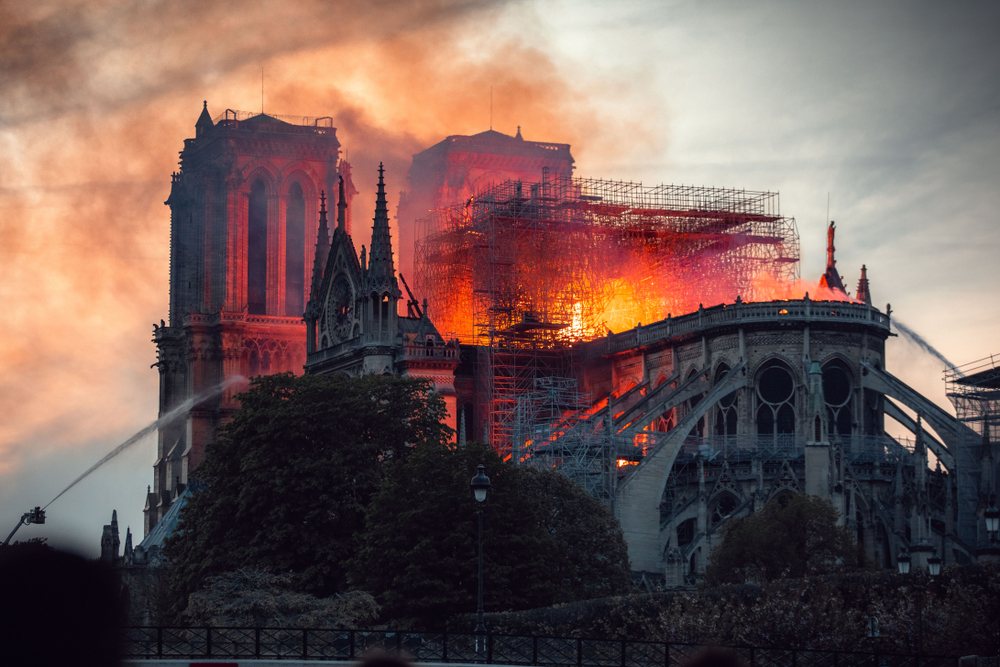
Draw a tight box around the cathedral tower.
[147,104,345,535]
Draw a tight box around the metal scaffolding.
[513,377,620,501]
[946,354,1000,543]
[415,174,800,455]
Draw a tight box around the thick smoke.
[0,0,664,552]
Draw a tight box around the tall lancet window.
[248,179,268,314]
[285,183,306,316]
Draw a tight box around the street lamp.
[986,506,1000,542]
[898,549,940,656]
[470,464,491,635]
[897,550,911,575]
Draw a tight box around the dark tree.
[350,440,631,629]
[516,466,631,601]
[163,372,452,619]
[704,493,861,586]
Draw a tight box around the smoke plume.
[0,0,665,551]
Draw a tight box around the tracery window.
[714,363,738,437]
[823,360,853,437]
[688,369,705,437]
[756,363,796,439]
[710,494,738,527]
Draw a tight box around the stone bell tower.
[146,103,349,535]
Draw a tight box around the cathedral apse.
[142,104,995,589]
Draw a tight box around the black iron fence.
[125,627,981,666]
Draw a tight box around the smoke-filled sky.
[2,0,998,555]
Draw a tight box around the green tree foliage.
[516,466,631,601]
[163,372,452,620]
[183,570,380,628]
[705,494,861,585]
[472,564,1000,657]
[350,440,631,629]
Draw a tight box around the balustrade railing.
[598,300,889,356]
[615,433,911,466]
[124,627,972,665]
[402,343,459,360]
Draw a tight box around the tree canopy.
[350,440,631,629]
[704,493,862,586]
[163,372,452,619]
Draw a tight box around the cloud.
[0,0,664,551]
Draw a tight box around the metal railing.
[125,627,973,666]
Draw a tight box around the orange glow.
[417,181,803,349]
[749,272,862,304]
[617,459,638,467]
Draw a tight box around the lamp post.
[986,506,1000,543]
[470,464,491,635]
[898,549,940,656]
[897,550,910,575]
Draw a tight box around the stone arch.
[770,487,799,507]
[282,171,317,318]
[676,517,696,547]
[685,368,706,437]
[650,375,676,432]
[754,358,798,443]
[713,361,738,438]
[242,165,279,315]
[614,358,747,572]
[821,356,856,438]
[709,490,740,528]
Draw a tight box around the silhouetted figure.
[682,648,749,667]
[0,545,125,667]
[358,650,415,667]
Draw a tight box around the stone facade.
[584,297,975,584]
[304,166,460,432]
[147,105,349,535]
[396,128,574,281]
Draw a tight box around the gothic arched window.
[714,363,738,437]
[687,369,705,437]
[677,517,696,547]
[248,179,268,314]
[756,363,796,442]
[285,182,306,316]
[710,494,738,527]
[823,360,853,437]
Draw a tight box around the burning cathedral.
[130,103,998,587]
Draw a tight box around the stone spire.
[856,264,872,305]
[101,510,121,564]
[819,221,846,294]
[195,101,214,138]
[337,173,347,232]
[365,163,396,293]
[123,526,133,562]
[308,191,331,307]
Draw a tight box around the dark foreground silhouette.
[0,545,125,667]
